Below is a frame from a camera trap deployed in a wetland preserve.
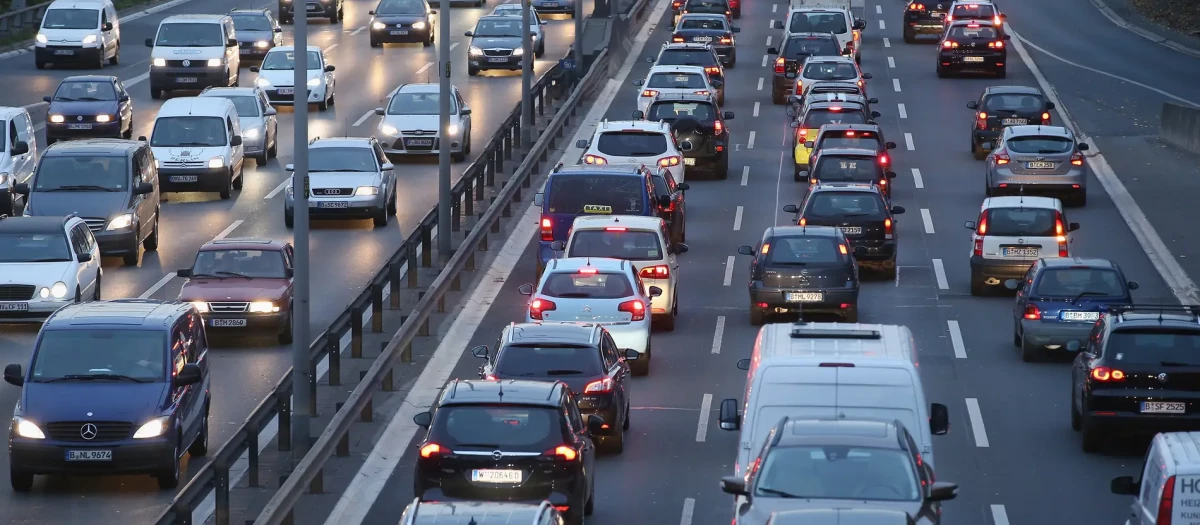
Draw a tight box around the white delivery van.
[146,14,241,100]
[0,106,38,216]
[1112,431,1200,525]
[34,0,120,69]
[774,0,866,63]
[148,97,245,199]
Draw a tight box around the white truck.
[774,0,867,63]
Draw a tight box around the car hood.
[239,116,265,132]
[179,277,290,302]
[372,13,425,22]
[151,145,227,163]
[48,100,118,116]
[21,382,169,423]
[39,27,99,44]
[471,36,521,49]
[28,190,128,220]
[0,261,75,286]
[380,113,458,133]
[257,69,322,88]
[301,172,382,191]
[237,30,274,42]
[739,499,922,525]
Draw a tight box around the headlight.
[372,21,386,30]
[255,77,272,87]
[207,58,223,67]
[380,124,399,136]
[46,281,68,299]
[249,301,280,313]
[255,40,270,48]
[0,173,8,186]
[447,124,460,135]
[152,58,166,67]
[208,157,225,168]
[512,47,524,56]
[82,34,97,45]
[412,21,426,29]
[354,186,379,196]
[35,34,47,44]
[95,115,112,123]
[49,115,65,123]
[106,213,133,230]
[133,417,169,439]
[307,77,320,87]
[155,158,162,168]
[468,46,483,56]
[14,417,45,439]
[190,301,209,312]
[243,128,261,139]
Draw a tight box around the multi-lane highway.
[0,0,591,520]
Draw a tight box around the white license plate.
[839,226,862,235]
[240,48,253,53]
[319,201,349,208]
[277,88,294,95]
[1141,401,1186,414]
[684,157,696,166]
[0,302,29,312]
[66,450,112,461]
[1002,118,1027,125]
[786,292,823,303]
[471,469,523,483]
[1002,247,1039,257]
[1026,161,1056,169]
[1060,311,1100,322]
[211,318,247,327]
[54,49,75,55]
[694,36,712,42]
[170,175,198,183]
[542,2,558,6]
[390,30,408,35]
[406,139,434,146]
[962,56,985,62]
[931,12,944,17]
[176,77,198,83]
[488,57,508,63]
[67,123,93,130]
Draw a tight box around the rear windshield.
[208,95,261,117]
[948,25,999,40]
[541,271,635,298]
[155,22,225,47]
[679,17,726,30]
[782,37,840,59]
[788,12,848,34]
[546,175,646,215]
[984,94,1045,112]
[647,101,717,123]
[802,109,867,127]
[812,157,881,182]
[817,131,881,150]
[495,345,604,376]
[767,236,842,264]
[647,72,707,89]
[684,0,728,13]
[656,49,719,67]
[1033,268,1125,297]
[433,405,562,448]
[806,191,887,219]
[802,62,858,81]
[1005,136,1073,154]
[984,208,1056,236]
[1106,330,1200,366]
[596,132,669,156]
[951,3,996,18]
[568,229,664,261]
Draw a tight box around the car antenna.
[468,519,477,525]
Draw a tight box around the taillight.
[973,237,983,256]
[1090,366,1126,382]
[672,36,684,42]
[546,445,578,461]
[993,15,1002,25]
[671,0,680,6]
[994,152,1010,165]
[942,40,959,48]
[1023,304,1040,320]
[419,443,447,458]
[1056,215,1069,256]
[976,111,988,130]
[945,14,952,22]
[879,153,889,166]
[583,154,607,165]
[1071,152,1084,166]
[530,298,556,320]
[540,217,553,241]
[714,120,724,134]
[584,377,614,393]
[659,155,681,167]
[884,218,894,239]
[640,89,659,97]
[774,57,785,74]
[1055,216,1065,236]
[639,265,670,279]
[720,36,733,44]
[798,128,810,140]
[988,40,1004,48]
[1041,112,1051,124]
[618,299,646,321]
[908,2,925,10]
[704,66,720,75]
[978,214,988,235]
[1158,476,1175,525]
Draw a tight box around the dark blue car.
[1007,257,1139,362]
[3,299,210,491]
[43,75,133,145]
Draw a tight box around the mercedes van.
[34,0,120,70]
[148,97,244,199]
[146,15,240,100]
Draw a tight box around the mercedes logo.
[491,450,503,460]
[1158,373,1169,383]
[80,423,98,440]
[182,59,191,67]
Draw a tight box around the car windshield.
[473,18,523,37]
[493,5,536,21]
[206,95,261,117]
[1107,330,1200,366]
[812,157,881,182]
[54,81,116,101]
[0,233,72,262]
[767,236,842,264]
[434,405,561,449]
[547,175,646,215]
[1033,268,1125,297]
[949,24,999,40]
[151,116,226,147]
[789,12,847,34]
[42,8,98,29]
[951,3,996,18]
[782,37,840,59]
[647,102,716,123]
[568,230,664,261]
[818,131,881,150]
[540,271,635,299]
[755,445,920,501]
[495,345,604,376]
[191,249,287,278]
[657,49,718,67]
[308,147,377,172]
[375,0,426,14]
[679,17,726,30]
[802,62,858,81]
[984,207,1056,236]
[261,50,322,70]
[803,109,867,127]
[30,330,167,383]
[596,132,669,156]
[647,72,707,89]
[155,22,225,47]
[231,13,273,31]
[1006,136,1074,154]
[984,94,1045,112]
[34,155,129,192]
[388,91,453,115]
[806,192,887,219]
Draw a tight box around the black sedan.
[43,75,132,145]
[230,9,283,62]
[368,0,436,47]
[466,16,530,76]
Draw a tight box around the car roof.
[571,215,664,231]
[1004,125,1071,138]
[200,86,262,97]
[814,147,879,157]
[0,216,71,234]
[548,257,628,272]
[311,137,373,149]
[1038,257,1117,270]
[0,106,26,120]
[157,96,236,118]
[768,225,842,238]
[199,237,286,251]
[596,119,670,133]
[679,12,728,19]
[647,64,709,74]
[439,379,564,407]
[405,501,550,525]
[504,322,601,346]
[271,45,322,53]
[163,14,228,22]
[811,181,882,193]
[46,299,192,329]
[48,0,111,8]
[44,138,141,155]
[804,56,856,65]
[776,418,902,448]
[985,85,1042,95]
[60,75,117,84]
[981,195,1061,210]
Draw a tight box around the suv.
[0,215,101,322]
[177,237,295,344]
[576,120,690,182]
[937,20,1010,78]
[283,137,397,228]
[902,0,951,42]
[279,0,342,24]
[18,139,160,266]
[966,85,1055,159]
[784,182,905,279]
[795,56,870,101]
[964,196,1078,295]
[228,8,283,61]
[944,0,1002,27]
[738,225,862,325]
[650,42,725,93]
[638,92,732,179]
[802,148,895,199]
[0,106,38,217]
[411,379,602,525]
[471,322,638,452]
[3,299,210,491]
[399,500,566,525]
[768,33,842,104]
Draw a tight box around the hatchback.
[965,196,1078,295]
[985,125,1090,206]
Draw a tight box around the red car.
[177,238,295,344]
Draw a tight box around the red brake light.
[1071,152,1084,166]
[530,298,556,320]
[973,237,983,256]
[605,227,627,231]
[419,443,446,458]
[994,152,1010,165]
[977,214,988,235]
[719,36,733,44]
[993,15,1002,24]
[1023,304,1040,320]
[884,218,894,239]
[547,445,578,461]
[583,154,607,165]
[640,89,659,97]
[618,299,646,321]
[942,40,959,48]
[659,155,681,167]
[1158,476,1175,525]
[578,267,598,274]
[704,66,720,74]
[829,106,842,112]
[1091,366,1126,382]
[672,36,684,42]
[774,57,785,74]
[540,217,553,241]
[639,265,670,279]
[988,40,1004,48]
[879,154,889,166]
[1055,216,1065,236]
[714,120,723,134]
[584,377,614,393]
[967,23,980,27]
[845,131,856,137]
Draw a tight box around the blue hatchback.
[1007,257,1139,362]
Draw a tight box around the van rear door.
[834,366,929,458]
[1171,475,1200,524]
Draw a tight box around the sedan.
[985,124,1090,206]
[368,0,436,47]
[43,75,132,145]
[374,82,472,161]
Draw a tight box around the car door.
[8,119,32,186]
[664,169,685,229]
[1012,261,1038,324]
[563,393,595,488]
[599,333,626,419]
[372,140,393,195]
[187,311,210,428]
[168,320,191,436]
[114,81,132,126]
[80,225,101,295]
[649,173,674,231]
[455,89,470,133]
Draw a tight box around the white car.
[283,137,397,228]
[517,257,658,376]
[374,83,473,162]
[795,56,871,102]
[198,86,279,166]
[575,120,691,183]
[944,0,1003,27]
[964,195,1079,296]
[251,45,336,111]
[0,215,101,323]
[490,3,547,57]
[632,64,720,116]
[0,106,38,217]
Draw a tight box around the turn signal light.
[704,66,721,74]
[838,244,848,255]
[988,40,1004,48]
[1071,152,1084,166]
[774,57,785,74]
[942,40,959,48]
[879,154,889,166]
[994,152,1010,165]
[419,443,446,458]
[993,15,1002,25]
[1023,304,1040,320]
[618,299,647,321]
[798,217,807,226]
[1091,366,1126,382]
[583,154,607,165]
[1042,112,1052,124]
[530,298,557,320]
[719,36,733,44]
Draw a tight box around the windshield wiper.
[215,270,252,278]
[1161,361,1197,367]
[54,97,78,101]
[45,374,149,383]
[757,487,802,498]
[74,97,106,101]
[544,369,585,375]
[1070,291,1108,304]
[43,184,116,192]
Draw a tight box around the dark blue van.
[3,299,210,491]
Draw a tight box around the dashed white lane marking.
[723,255,735,286]
[911,168,924,188]
[920,208,935,234]
[325,43,339,52]
[450,42,459,51]
[904,132,915,151]
[681,498,696,525]
[265,179,289,200]
[883,37,891,48]
[887,56,895,68]
[766,18,772,29]
[696,394,713,442]
[711,316,726,354]
[932,258,949,289]
[875,4,882,14]
[753,101,760,117]
[966,398,991,447]
[771,3,777,12]
[757,77,764,91]
[733,206,744,231]
[766,35,772,47]
[352,109,374,127]
[416,62,434,75]
[948,320,967,359]
[878,19,885,30]
[898,102,907,119]
[214,220,243,240]
[991,505,1010,525]
[747,131,756,149]
[760,54,768,67]
[740,165,749,186]
[126,72,150,88]
[350,26,365,36]
[892,78,901,92]
[139,273,176,299]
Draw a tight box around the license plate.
[1002,247,1039,257]
[390,30,408,35]
[1002,118,1027,125]
[278,88,294,95]
[0,302,29,312]
[66,450,112,461]
[176,77,198,83]
[1026,161,1056,169]
[542,2,558,6]
[1141,401,1186,414]
[406,138,434,146]
[240,48,253,54]
[1060,311,1100,322]
[210,318,247,327]
[319,201,349,208]
[67,123,93,130]
[488,57,508,63]
[786,292,823,303]
[839,226,862,235]
[54,49,75,55]
[932,12,944,17]
[471,469,523,483]
[170,175,198,183]
[962,56,985,62]
[684,157,696,166]
[694,36,712,42]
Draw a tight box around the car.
[902,0,951,42]
[964,196,1078,295]
[398,500,567,525]
[554,215,686,330]
[1069,305,1200,452]
[374,83,472,162]
[517,258,657,375]
[649,42,725,97]
[633,64,721,117]
[0,106,39,217]
[1006,257,1138,361]
[966,85,1056,159]
[3,299,210,491]
[149,96,246,199]
[17,139,159,266]
[791,106,878,181]
[145,14,241,99]
[199,86,279,167]
[368,0,437,48]
[647,168,687,242]
[471,322,639,452]
[576,120,691,182]
[637,92,732,178]
[177,238,295,344]
[0,215,101,322]
[1110,432,1200,525]
[675,0,732,26]
[769,509,918,525]
[738,225,862,325]
[491,3,547,57]
[531,0,574,17]
[466,16,533,76]
[774,4,865,62]
[671,14,739,66]
[799,79,866,100]
[283,137,397,228]
[279,0,342,24]
[801,124,896,177]
[767,33,842,104]
[794,56,870,102]
[34,0,120,69]
[228,8,283,62]
[411,378,602,525]
[937,20,1010,78]
[719,418,957,525]
[42,76,133,145]
[785,182,904,278]
[801,147,895,200]
[795,92,879,121]
[944,0,1003,27]
[985,125,1090,205]
[251,45,337,111]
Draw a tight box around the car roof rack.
[789,324,881,339]
[1108,304,1200,323]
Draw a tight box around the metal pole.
[574,0,583,75]
[290,9,312,461]
[521,0,533,146]
[437,0,451,262]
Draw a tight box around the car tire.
[843,305,858,322]
[35,60,46,70]
[10,469,33,492]
[232,165,244,190]
[603,428,624,454]
[452,148,465,162]
[96,48,105,69]
[973,143,988,160]
[318,96,329,111]
[659,311,676,332]
[936,63,948,78]
[143,215,160,251]
[109,42,120,65]
[122,119,133,139]
[727,53,736,68]
[284,210,294,229]
[969,270,986,296]
[463,132,472,155]
[1080,409,1102,453]
[585,481,595,514]
[750,307,764,326]
[903,26,915,43]
[373,203,389,227]
[1072,190,1087,207]
[219,170,234,200]
[536,42,545,58]
[623,402,630,431]
[1020,333,1039,362]
[122,242,140,266]
[387,193,397,216]
[370,37,381,48]
[630,341,650,376]
[157,440,181,490]
[715,160,728,180]
[997,65,1007,78]
[256,151,268,166]
[468,66,479,76]
[278,310,294,344]
[1070,394,1082,431]
[985,181,994,197]
[422,36,431,48]
[771,87,785,105]
[880,263,897,281]
[93,275,101,301]
[188,404,210,457]
[151,87,164,100]
[1012,326,1021,347]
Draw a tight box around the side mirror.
[711,80,724,88]
[250,66,260,72]
[325,65,336,72]
[789,121,800,128]
[534,192,544,207]
[368,9,374,14]
[787,95,801,105]
[736,358,750,370]
[737,245,754,256]
[966,100,978,110]
[1111,476,1139,496]
[3,364,23,386]
[1128,280,1140,290]
[134,182,154,195]
[575,139,589,149]
[118,94,130,102]
[964,221,976,230]
[718,398,741,430]
[853,246,867,258]
[632,110,645,119]
[871,111,882,118]
[138,136,147,141]
[854,18,866,29]
[623,348,640,361]
[381,163,394,171]
[1004,279,1020,290]
[804,141,814,148]
[464,31,473,36]
[868,97,879,104]
[767,46,779,55]
[658,195,672,208]
[13,183,29,195]
[227,38,238,47]
[723,111,735,119]
[471,345,488,359]
[1046,102,1056,110]
[230,136,243,146]
[285,163,295,172]
[586,414,605,434]
[632,79,644,86]
[862,73,873,79]
[673,243,689,254]
[550,240,566,251]
[174,363,202,387]
[928,481,958,502]
[1003,34,1012,40]
[285,268,294,279]
[782,204,799,213]
[648,286,663,297]
[676,183,690,191]
[890,205,905,214]
[461,108,471,115]
[103,22,113,31]
[720,476,748,496]
[679,140,694,152]
[77,253,92,263]
[518,283,534,296]
[772,20,783,29]
[885,141,897,149]
[1077,143,1089,151]
[413,411,433,427]
[11,141,29,156]
[145,37,153,47]
[732,27,740,32]
[430,9,437,14]
[1068,222,1080,232]
[274,27,283,33]
[540,20,547,25]
[42,95,52,103]
[929,402,950,435]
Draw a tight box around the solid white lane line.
[265,179,289,200]
[139,273,176,299]
[757,77,764,91]
[904,132,915,151]
[932,258,949,289]
[214,220,243,240]
[681,499,696,525]
[766,36,772,47]
[753,101,760,117]
[711,316,726,354]
[416,62,434,75]
[125,72,150,88]
[741,165,749,186]
[352,110,374,127]
[911,168,924,188]
[883,37,891,48]
[897,103,907,119]
[966,398,991,447]
[733,206,744,231]
[450,42,459,51]
[887,56,895,68]
[878,19,885,30]
[747,131,756,149]
[948,320,967,359]
[723,255,735,286]
[875,4,882,13]
[991,505,1010,525]
[350,26,365,36]
[696,394,712,442]
[920,208,934,234]
[892,78,901,92]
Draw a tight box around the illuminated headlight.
[354,186,379,196]
[14,417,45,439]
[152,58,166,67]
[255,40,270,48]
[82,34,97,45]
[249,301,280,313]
[191,301,209,312]
[380,124,399,136]
[106,213,133,230]
[243,128,261,139]
[468,46,483,56]
[208,157,225,168]
[255,77,272,87]
[412,21,426,29]
[49,115,65,123]
[35,34,47,44]
[39,281,68,299]
[95,115,112,123]
[133,417,169,439]
[372,21,386,30]
[447,124,460,135]
[307,77,320,87]
[207,58,223,67]
[512,47,524,56]
[155,159,162,168]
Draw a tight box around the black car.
[671,14,739,66]
[806,124,896,167]
[804,148,895,198]
[466,16,531,76]
[902,0,951,42]
[1070,305,1200,453]
[471,323,638,453]
[738,225,862,325]
[678,0,731,24]
[279,0,342,24]
[937,20,1010,78]
[651,42,725,91]
[966,85,1055,159]
[412,379,603,525]
[17,139,160,266]
[768,33,842,104]
[368,0,436,47]
[638,93,733,179]
[43,76,133,145]
[649,168,688,243]
[785,182,904,278]
[791,104,877,181]
[229,9,282,62]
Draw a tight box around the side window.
[7,121,17,148]
[374,142,388,166]
[650,175,669,199]
[226,117,235,139]
[100,9,108,25]
[663,170,678,192]
[566,395,585,432]
[171,320,188,376]
[601,335,618,366]
[145,148,159,181]
[186,313,201,362]
[131,153,143,185]
[560,399,577,435]
[284,245,294,268]
[81,227,97,254]
[1086,318,1106,355]
[193,313,208,358]
[14,113,30,142]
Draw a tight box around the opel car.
[738,225,862,325]
[768,33,841,104]
[575,120,691,183]
[177,238,295,344]
[251,46,336,111]
[937,20,1010,78]
[0,216,101,323]
[283,137,397,228]
[375,83,472,162]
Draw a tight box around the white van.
[148,97,245,199]
[34,0,120,70]
[146,14,241,100]
[1111,431,1200,525]
[0,107,38,216]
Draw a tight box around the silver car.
[984,125,1089,206]
[375,83,473,162]
[283,137,397,228]
[199,86,279,166]
[490,3,547,57]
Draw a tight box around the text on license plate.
[66,450,112,461]
[54,49,75,55]
[694,36,712,42]
[962,56,985,62]
[278,88,294,95]
[210,318,247,327]
[390,30,408,35]
[319,201,348,208]
[488,57,508,63]
[1002,118,1027,125]
[1141,401,1186,414]
[1002,247,1039,257]
[176,77,198,83]
[407,139,433,146]
[471,469,523,483]
[1060,311,1100,322]
[169,175,199,183]
[683,157,696,166]
[1026,161,1056,169]
[542,2,558,6]
[786,292,823,303]
[67,124,93,130]
[0,302,29,312]
[839,226,862,235]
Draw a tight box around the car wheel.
[373,202,389,227]
[903,26,915,43]
[10,469,33,492]
[143,215,160,251]
[232,165,244,190]
[284,209,294,229]
[278,309,294,344]
[122,243,140,266]
[370,37,381,48]
[997,65,1007,79]
[463,132,472,155]
[771,87,784,105]
[93,275,101,301]
[584,479,595,514]
[936,63,948,78]
[156,439,181,489]
[188,404,209,456]
[387,193,397,216]
[602,427,624,454]
[122,119,133,139]
[1012,325,1021,347]
[880,262,897,281]
[96,48,105,69]
[151,87,164,100]
[35,60,46,70]
[268,134,279,158]
[452,148,465,162]
[1020,333,1040,362]
[318,95,330,111]
[219,170,234,199]
[1072,190,1087,207]
[973,142,988,160]
[422,36,431,48]
[623,402,630,431]
[109,42,120,65]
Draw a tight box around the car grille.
[483,48,512,56]
[82,217,106,233]
[0,285,36,301]
[163,60,210,68]
[46,421,133,442]
[312,187,353,196]
[397,136,439,151]
[163,160,206,169]
[208,301,249,313]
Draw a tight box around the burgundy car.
[177,238,295,344]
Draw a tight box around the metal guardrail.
[252,46,612,525]
[0,1,48,41]
[151,54,572,525]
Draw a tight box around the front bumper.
[939,52,1005,70]
[241,132,267,155]
[35,45,102,63]
[1019,319,1092,350]
[379,134,464,155]
[750,282,859,316]
[470,54,524,71]
[262,86,327,105]
[0,297,73,323]
[285,194,387,220]
[95,228,138,257]
[151,67,228,91]
[10,437,174,475]
[369,27,431,43]
[531,0,574,13]
[598,322,650,353]
[46,122,121,141]
[160,167,231,193]
[969,255,1034,282]
[201,311,287,331]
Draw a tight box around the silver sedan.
[985,125,1090,207]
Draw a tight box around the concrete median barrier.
[1161,102,1200,154]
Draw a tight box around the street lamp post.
[289,8,313,461]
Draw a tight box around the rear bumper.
[602,323,650,354]
[10,438,174,475]
[750,283,858,315]
[990,171,1087,192]
[1083,409,1200,435]
[970,255,1034,281]
[369,27,432,43]
[579,406,620,435]
[938,52,1005,69]
[418,487,575,507]
[1019,319,1091,349]
[904,19,945,34]
[848,240,897,263]
[281,1,337,17]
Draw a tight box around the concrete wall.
[1161,102,1200,155]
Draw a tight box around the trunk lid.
[979,207,1062,260]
